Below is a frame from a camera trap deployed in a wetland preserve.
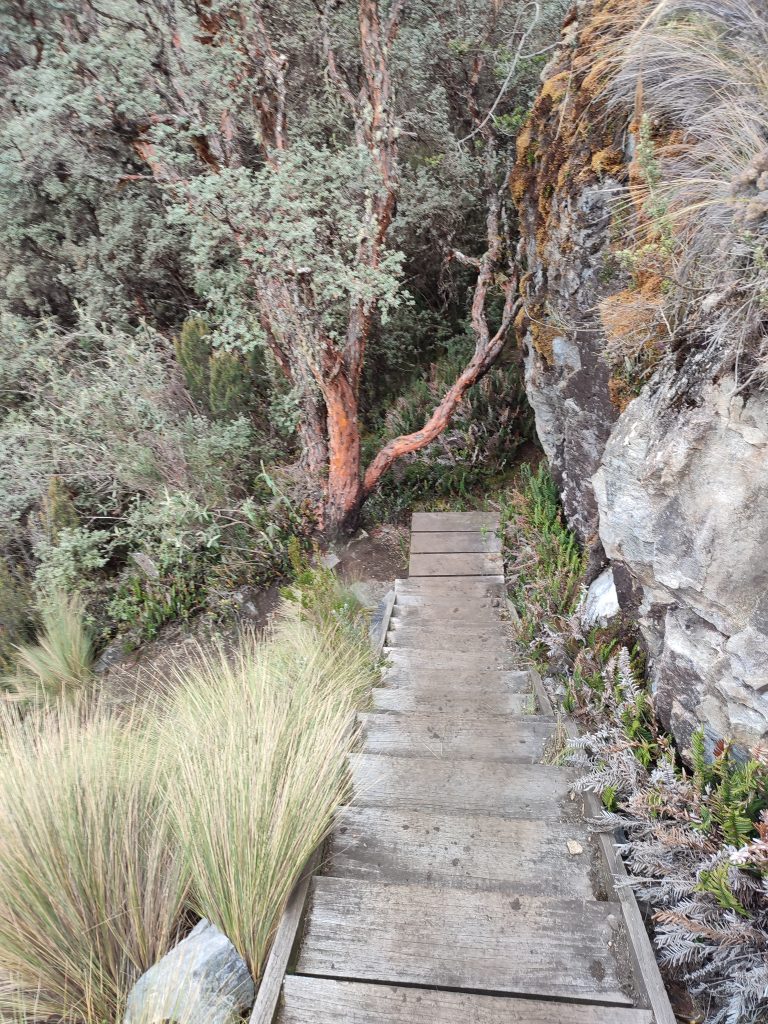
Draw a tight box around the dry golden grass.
[0,573,378,1022]
[161,612,378,977]
[0,701,187,1023]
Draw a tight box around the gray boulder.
[124,920,255,1024]
[593,373,768,753]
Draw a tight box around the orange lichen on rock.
[607,374,637,412]
[541,70,572,105]
[591,147,625,176]
[529,316,560,366]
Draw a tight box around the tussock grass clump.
[0,567,377,1022]
[604,0,768,386]
[0,701,187,1023]
[4,590,94,706]
[163,613,378,978]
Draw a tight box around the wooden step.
[391,604,499,624]
[396,577,504,594]
[389,618,502,634]
[372,687,533,716]
[411,511,499,532]
[410,552,504,577]
[379,667,530,691]
[297,877,633,1005]
[410,531,502,554]
[385,647,516,671]
[279,977,653,1024]
[327,806,597,899]
[351,753,575,819]
[387,627,510,653]
[359,712,553,762]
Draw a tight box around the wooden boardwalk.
[265,512,673,1024]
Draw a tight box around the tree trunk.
[297,389,329,483]
[322,371,364,536]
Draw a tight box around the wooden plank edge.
[527,666,553,716]
[252,588,396,1023]
[550,710,675,1024]
[249,846,322,1024]
[530,670,674,1019]
[369,588,396,657]
[501,558,674,1020]
[585,788,676,1024]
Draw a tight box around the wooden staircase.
[268,512,672,1023]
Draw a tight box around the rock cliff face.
[513,0,768,752]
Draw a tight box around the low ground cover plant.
[0,567,377,1023]
[500,465,768,1024]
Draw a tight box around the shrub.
[0,702,188,1023]
[0,315,302,644]
[175,317,268,423]
[3,591,94,706]
[500,463,585,652]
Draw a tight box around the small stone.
[319,550,341,569]
[123,920,255,1024]
[567,839,584,856]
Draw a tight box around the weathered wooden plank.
[412,511,499,532]
[385,645,515,667]
[410,552,504,577]
[249,848,321,1024]
[372,687,533,716]
[390,617,502,634]
[351,753,574,819]
[392,605,499,625]
[359,712,553,762]
[369,588,396,656]
[584,787,677,1024]
[327,806,596,898]
[396,576,504,593]
[410,531,502,554]
[297,878,633,1004]
[278,978,654,1024]
[387,627,510,653]
[380,667,530,691]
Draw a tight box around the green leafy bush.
[175,317,267,423]
[0,315,306,645]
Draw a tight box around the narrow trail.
[273,512,669,1022]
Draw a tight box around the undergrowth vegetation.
[501,465,768,1024]
[0,314,310,661]
[364,342,534,523]
[0,566,376,1023]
